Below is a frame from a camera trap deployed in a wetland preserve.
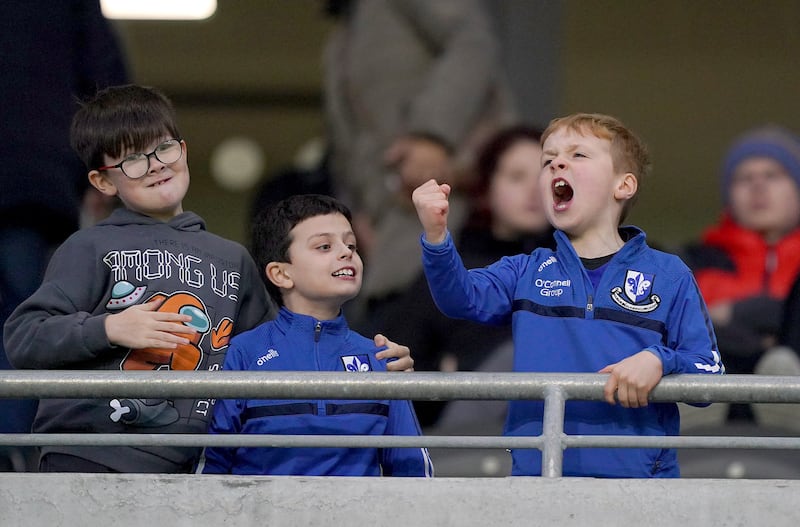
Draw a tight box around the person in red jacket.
[681,125,800,420]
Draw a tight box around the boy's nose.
[146,152,167,173]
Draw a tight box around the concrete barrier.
[1,474,797,526]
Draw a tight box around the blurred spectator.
[249,138,335,237]
[777,274,800,359]
[680,125,800,421]
[357,125,554,427]
[0,0,129,470]
[752,266,800,434]
[321,0,518,320]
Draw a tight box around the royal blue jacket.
[202,308,433,477]
[422,227,724,478]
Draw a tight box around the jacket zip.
[314,321,325,415]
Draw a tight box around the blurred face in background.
[729,156,800,242]
[487,139,550,240]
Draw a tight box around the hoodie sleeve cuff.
[83,313,114,354]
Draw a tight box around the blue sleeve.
[421,233,521,326]
[645,271,724,377]
[202,343,248,474]
[380,400,433,477]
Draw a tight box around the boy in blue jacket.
[412,113,724,477]
[202,194,433,476]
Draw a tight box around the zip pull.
[314,321,321,342]
[586,294,594,311]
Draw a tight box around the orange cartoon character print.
[105,284,235,427]
[121,290,214,371]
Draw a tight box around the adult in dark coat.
[0,0,129,470]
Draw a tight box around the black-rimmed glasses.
[97,138,183,179]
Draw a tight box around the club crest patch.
[610,269,661,313]
[341,354,372,372]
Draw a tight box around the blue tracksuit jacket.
[422,227,723,478]
[202,308,433,476]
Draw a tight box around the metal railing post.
[541,384,566,478]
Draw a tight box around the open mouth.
[332,268,355,278]
[552,178,574,209]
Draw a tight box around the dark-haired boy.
[202,194,432,476]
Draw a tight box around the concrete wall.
[1,474,797,526]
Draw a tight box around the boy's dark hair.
[252,194,353,306]
[70,84,181,171]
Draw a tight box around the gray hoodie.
[3,207,276,472]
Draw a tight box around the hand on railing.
[599,350,663,408]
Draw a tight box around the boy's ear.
[88,170,119,197]
[614,172,638,201]
[266,262,293,290]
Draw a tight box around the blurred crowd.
[2,0,800,477]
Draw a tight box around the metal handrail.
[1,371,799,477]
[2,370,800,401]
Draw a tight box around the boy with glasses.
[3,84,413,473]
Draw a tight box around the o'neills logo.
[610,270,661,313]
[256,349,280,365]
[537,256,557,273]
